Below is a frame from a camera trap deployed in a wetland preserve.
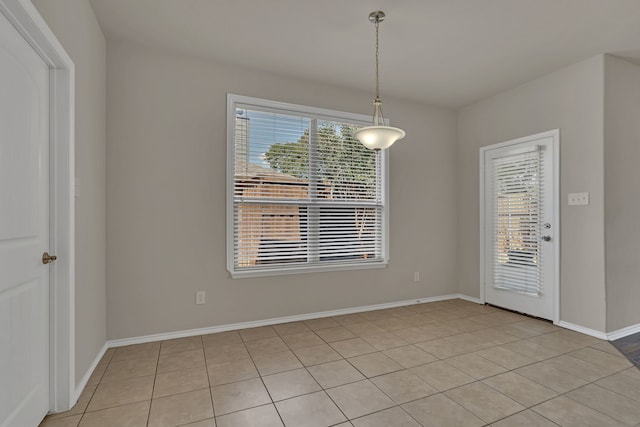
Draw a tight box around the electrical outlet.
[196,291,206,305]
[414,272,420,282]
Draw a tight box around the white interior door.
[0,10,51,427]
[481,131,558,321]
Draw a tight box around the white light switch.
[568,192,589,206]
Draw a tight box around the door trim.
[479,129,560,324]
[0,0,75,412]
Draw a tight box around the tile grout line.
[487,406,562,427]
[144,344,160,427]
[200,334,216,426]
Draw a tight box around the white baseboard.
[457,294,483,304]
[73,342,108,403]
[556,321,608,340]
[103,292,640,348]
[607,323,640,341]
[556,320,640,341]
[108,294,467,348]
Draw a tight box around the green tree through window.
[264,123,377,200]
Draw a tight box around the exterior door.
[0,9,51,427]
[481,130,558,321]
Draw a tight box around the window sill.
[229,261,388,279]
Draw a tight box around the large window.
[227,94,389,278]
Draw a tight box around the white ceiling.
[89,0,640,108]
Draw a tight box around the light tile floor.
[40,299,640,427]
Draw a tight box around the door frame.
[479,129,560,324]
[0,0,75,412]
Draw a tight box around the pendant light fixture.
[354,11,406,150]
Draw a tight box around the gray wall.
[105,41,458,340]
[32,0,107,386]
[457,56,607,332]
[31,3,639,354]
[604,55,640,332]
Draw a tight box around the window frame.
[226,94,390,278]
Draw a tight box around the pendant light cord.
[375,19,380,101]
[373,17,383,126]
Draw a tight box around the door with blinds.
[481,130,558,321]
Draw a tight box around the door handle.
[541,235,551,242]
[42,252,57,264]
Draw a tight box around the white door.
[481,130,558,321]
[0,9,51,427]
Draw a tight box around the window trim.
[226,94,389,278]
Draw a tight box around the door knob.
[42,252,57,264]
[541,235,551,242]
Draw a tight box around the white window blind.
[492,148,543,295]
[227,95,388,278]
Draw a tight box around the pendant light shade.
[354,11,405,150]
[354,125,406,150]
